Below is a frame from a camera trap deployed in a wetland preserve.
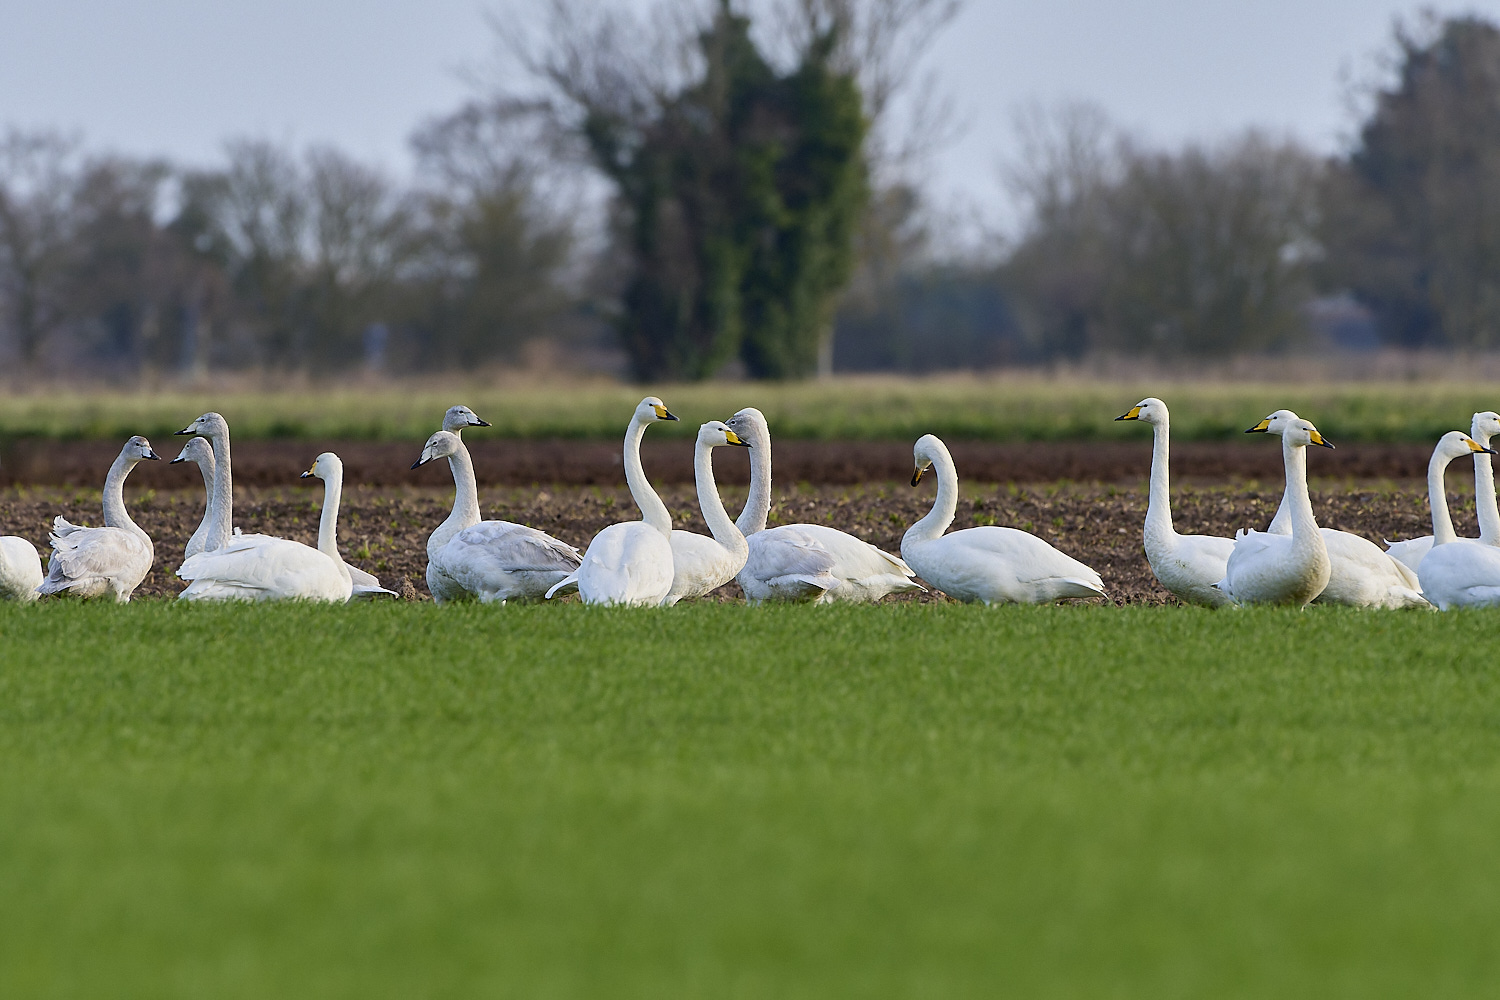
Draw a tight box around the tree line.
[4,6,1500,379]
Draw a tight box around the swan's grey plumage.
[171,435,217,560]
[546,397,676,606]
[726,407,921,603]
[37,435,159,602]
[901,434,1106,604]
[415,430,580,603]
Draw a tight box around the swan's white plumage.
[1215,415,1330,607]
[37,436,159,603]
[177,452,356,602]
[1416,431,1500,609]
[415,429,580,603]
[0,535,43,602]
[662,421,751,605]
[1257,409,1427,608]
[1116,398,1234,606]
[547,397,678,606]
[900,433,1105,604]
[726,407,921,603]
[1386,411,1500,573]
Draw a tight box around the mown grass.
[5,374,1500,442]
[1,600,1498,998]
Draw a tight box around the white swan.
[900,433,1106,604]
[725,406,921,603]
[37,436,159,602]
[0,456,43,601]
[1215,415,1331,607]
[1257,410,1428,608]
[1115,397,1234,607]
[177,452,355,602]
[1416,431,1500,609]
[1385,410,1500,572]
[170,435,217,559]
[412,430,581,603]
[545,397,678,606]
[663,420,752,604]
[300,454,397,600]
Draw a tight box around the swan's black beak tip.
[169,456,185,464]
[471,419,491,427]
[299,471,313,479]
[145,451,160,461]
[410,459,424,470]
[174,428,192,435]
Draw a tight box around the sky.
[3,0,1500,233]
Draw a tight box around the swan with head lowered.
[725,406,921,603]
[1385,410,1500,572]
[1256,409,1427,608]
[0,457,43,601]
[546,397,678,606]
[1416,431,1500,609]
[412,430,581,603]
[1115,398,1234,607]
[177,452,357,602]
[37,435,159,602]
[901,433,1106,604]
[1215,414,1331,607]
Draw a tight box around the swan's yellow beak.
[1309,430,1335,449]
[724,429,750,447]
[1116,405,1142,421]
[1246,418,1271,433]
[653,404,679,421]
[1465,436,1497,454]
[911,465,929,486]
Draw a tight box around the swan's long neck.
[187,452,216,549]
[316,470,345,565]
[1429,448,1459,545]
[206,429,233,551]
[625,416,672,536]
[696,440,747,558]
[1282,436,1320,546]
[101,453,147,543]
[430,441,482,555]
[736,421,772,536]
[1267,439,1312,536]
[904,446,959,544]
[1143,418,1176,546]
[1474,426,1499,544]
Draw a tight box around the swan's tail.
[544,573,579,600]
[1386,585,1433,610]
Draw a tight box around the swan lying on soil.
[1417,431,1500,610]
[1386,411,1500,573]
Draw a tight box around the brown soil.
[0,437,1442,488]
[1,479,1464,605]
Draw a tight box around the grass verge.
[5,375,1500,442]
[1,601,1497,997]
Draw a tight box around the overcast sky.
[4,0,1500,232]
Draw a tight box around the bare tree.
[0,129,85,367]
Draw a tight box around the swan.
[725,406,921,603]
[442,404,491,436]
[175,412,238,553]
[900,433,1106,604]
[36,435,159,602]
[177,452,355,602]
[1214,415,1331,607]
[1115,397,1234,607]
[1416,431,1500,609]
[300,454,397,600]
[662,420,752,604]
[1257,410,1428,608]
[545,397,678,606]
[170,435,217,559]
[412,430,581,603]
[0,457,43,601]
[1385,410,1500,572]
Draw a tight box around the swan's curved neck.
[1144,418,1176,544]
[1429,448,1459,545]
[316,470,345,565]
[206,429,234,551]
[1474,426,1499,543]
[101,453,147,542]
[625,416,672,536]
[736,421,772,536]
[696,440,747,557]
[431,441,481,554]
[1267,440,1313,536]
[189,452,216,544]
[904,447,959,544]
[1281,437,1320,543]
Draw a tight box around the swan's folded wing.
[962,526,1104,590]
[178,537,346,600]
[445,522,582,574]
[47,526,151,581]
[745,527,838,582]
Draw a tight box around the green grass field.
[2,601,1498,997]
[5,374,1500,442]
